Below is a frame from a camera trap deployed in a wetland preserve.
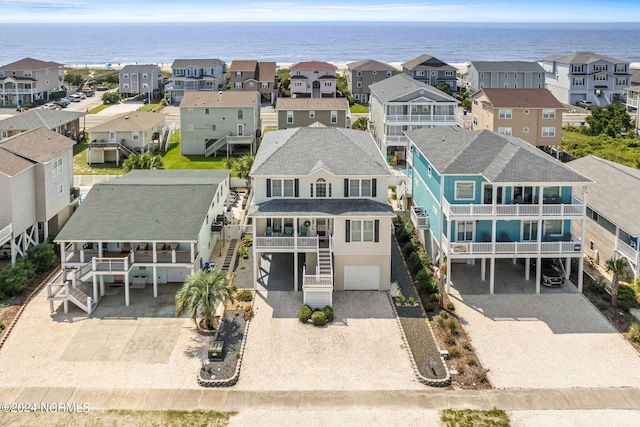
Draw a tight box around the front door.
[237,124,244,136]
[316,218,327,237]
[109,131,116,142]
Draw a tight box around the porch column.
[489,258,495,294]
[565,258,571,283]
[480,258,486,281]
[525,258,530,280]
[153,265,158,298]
[190,242,195,264]
[252,220,258,291]
[578,256,585,292]
[92,274,98,305]
[43,222,49,241]
[294,217,298,291]
[124,274,130,306]
[446,258,452,294]
[535,257,542,294]
[578,186,588,292]
[100,276,105,296]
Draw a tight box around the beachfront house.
[568,156,640,283]
[179,91,261,156]
[0,57,64,107]
[464,61,546,92]
[471,88,564,149]
[402,54,458,91]
[0,109,86,142]
[118,64,162,99]
[540,52,631,106]
[165,59,226,104]
[0,128,78,265]
[405,126,591,294]
[289,60,338,98]
[248,125,394,307]
[275,98,350,129]
[346,59,397,105]
[368,73,459,164]
[229,60,278,104]
[87,112,168,165]
[52,170,230,314]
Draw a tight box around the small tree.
[436,83,453,96]
[0,260,35,299]
[26,242,57,272]
[63,72,84,89]
[605,257,627,308]
[175,270,235,330]
[437,256,448,309]
[351,117,369,130]
[585,104,635,137]
[231,154,254,189]
[102,91,121,104]
[122,152,163,172]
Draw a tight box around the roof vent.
[124,116,129,119]
[442,136,445,142]
[218,91,223,95]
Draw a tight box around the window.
[324,82,332,87]
[211,124,216,131]
[350,220,375,242]
[294,81,302,87]
[57,184,63,195]
[271,179,295,197]
[522,221,538,241]
[504,72,508,78]
[330,111,337,124]
[617,78,628,86]
[498,127,512,136]
[354,94,360,101]
[386,71,392,77]
[261,82,269,88]
[480,72,485,79]
[325,70,332,75]
[514,83,517,89]
[591,209,599,222]
[234,82,242,89]
[295,70,301,75]
[589,240,595,251]
[523,109,530,115]
[249,82,254,87]
[372,71,377,75]
[142,73,148,79]
[571,65,583,73]
[237,108,243,119]
[514,72,518,78]
[523,127,529,133]
[594,64,607,72]
[142,83,148,89]
[123,74,129,79]
[235,71,242,77]
[416,71,425,76]
[204,108,209,115]
[594,74,607,81]
[132,131,139,141]
[498,109,512,119]
[445,71,454,76]
[431,71,436,76]
[24,71,31,77]
[542,127,556,137]
[455,181,475,200]
[356,70,362,77]
[473,99,478,106]
[286,111,294,124]
[52,157,63,176]
[427,165,432,177]
[349,179,372,197]
[309,110,315,118]
[123,83,129,89]
[356,81,362,88]
[457,221,474,241]
[472,115,478,126]
[315,178,327,197]
[545,220,562,235]
[542,109,556,119]
[573,77,585,86]
[615,64,626,73]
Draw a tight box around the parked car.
[97,86,110,91]
[54,98,71,108]
[68,94,82,102]
[76,92,86,99]
[530,258,565,287]
[82,88,94,97]
[42,103,56,110]
[576,100,593,110]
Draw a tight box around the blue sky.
[3,0,640,23]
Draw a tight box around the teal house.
[405,127,592,294]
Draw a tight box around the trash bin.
[463,109,467,115]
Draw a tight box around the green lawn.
[139,102,161,112]
[163,142,236,173]
[263,126,277,135]
[89,104,110,114]
[73,140,125,175]
[350,104,369,113]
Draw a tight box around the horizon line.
[4,20,640,24]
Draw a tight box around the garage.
[344,265,381,290]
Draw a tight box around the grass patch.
[562,127,640,168]
[139,102,161,112]
[441,408,510,427]
[263,125,277,135]
[350,104,369,113]
[73,140,125,175]
[89,104,111,114]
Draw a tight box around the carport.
[256,253,304,292]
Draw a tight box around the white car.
[68,94,82,102]
[42,103,57,110]
[76,92,86,99]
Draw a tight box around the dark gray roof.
[402,54,456,71]
[0,57,63,71]
[405,127,591,184]
[568,156,640,235]
[542,52,629,65]
[631,69,640,85]
[250,126,391,177]
[120,64,160,74]
[0,127,74,163]
[346,59,397,72]
[369,74,458,103]
[55,170,230,242]
[249,199,395,218]
[0,109,85,131]
[171,59,225,69]
[470,61,544,73]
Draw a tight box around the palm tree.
[351,117,368,130]
[234,154,255,189]
[122,152,163,172]
[605,257,627,308]
[175,270,235,330]
[437,256,448,309]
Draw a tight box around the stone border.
[197,296,254,387]
[387,292,451,387]
[0,267,60,351]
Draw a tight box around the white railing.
[410,206,429,229]
[254,236,320,251]
[626,98,638,108]
[205,134,230,157]
[74,174,122,187]
[618,239,639,263]
[445,239,582,256]
[384,135,408,145]
[303,275,333,287]
[385,114,457,123]
[442,198,586,218]
[0,223,12,245]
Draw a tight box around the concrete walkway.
[1,386,639,411]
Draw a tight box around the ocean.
[2,22,640,66]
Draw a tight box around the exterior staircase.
[66,283,95,314]
[302,237,334,308]
[318,244,332,276]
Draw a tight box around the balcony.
[254,236,321,252]
[384,135,409,147]
[441,197,586,219]
[626,98,638,109]
[410,206,429,230]
[442,235,583,258]
[384,114,457,124]
[618,239,639,264]
[63,247,193,266]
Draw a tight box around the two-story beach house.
[625,70,640,135]
[464,61,545,92]
[471,88,564,148]
[0,127,77,265]
[52,170,230,314]
[248,125,394,308]
[275,98,350,129]
[87,112,168,164]
[0,57,64,107]
[118,64,162,98]
[369,73,459,163]
[289,61,338,98]
[165,59,226,104]
[568,156,640,283]
[405,126,591,294]
[541,52,631,106]
[229,60,278,104]
[346,59,397,105]
[0,109,86,142]
[179,91,261,156]
[402,54,458,91]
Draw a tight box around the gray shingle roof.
[120,64,160,74]
[542,52,629,65]
[568,156,640,235]
[249,199,395,217]
[250,126,391,177]
[470,61,544,73]
[89,112,166,132]
[402,54,456,71]
[346,59,397,72]
[0,57,63,71]
[405,127,591,184]
[55,170,230,242]
[0,148,33,177]
[171,59,226,69]
[369,74,458,103]
[0,127,74,163]
[179,91,258,107]
[0,109,85,131]
[275,98,349,111]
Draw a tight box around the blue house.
[405,126,592,294]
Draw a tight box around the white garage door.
[304,290,332,309]
[344,265,380,290]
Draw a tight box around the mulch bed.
[199,309,247,381]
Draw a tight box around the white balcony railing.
[618,239,640,263]
[626,98,638,108]
[441,197,586,219]
[254,236,319,251]
[410,206,429,229]
[443,236,583,257]
[384,114,457,123]
[384,135,409,146]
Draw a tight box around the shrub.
[416,268,437,293]
[403,240,414,255]
[430,293,440,303]
[408,296,415,304]
[242,237,253,247]
[0,260,34,298]
[236,289,253,302]
[448,346,461,358]
[298,305,312,323]
[423,303,435,312]
[422,312,427,318]
[437,317,446,328]
[322,305,334,322]
[446,301,455,311]
[439,310,448,320]
[466,356,477,366]
[26,242,57,272]
[444,333,456,345]
[589,278,608,295]
[629,321,640,343]
[618,283,640,311]
[399,296,406,303]
[410,236,421,251]
[455,365,465,375]
[448,319,458,335]
[595,300,607,311]
[475,371,488,382]
[410,251,430,272]
[242,306,254,320]
[462,342,472,351]
[237,246,249,259]
[311,310,327,326]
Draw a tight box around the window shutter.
[267,218,272,227]
[374,220,380,242]
[344,179,349,197]
[310,183,313,197]
[345,220,351,242]
[294,179,299,197]
[372,179,377,197]
[266,179,271,197]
